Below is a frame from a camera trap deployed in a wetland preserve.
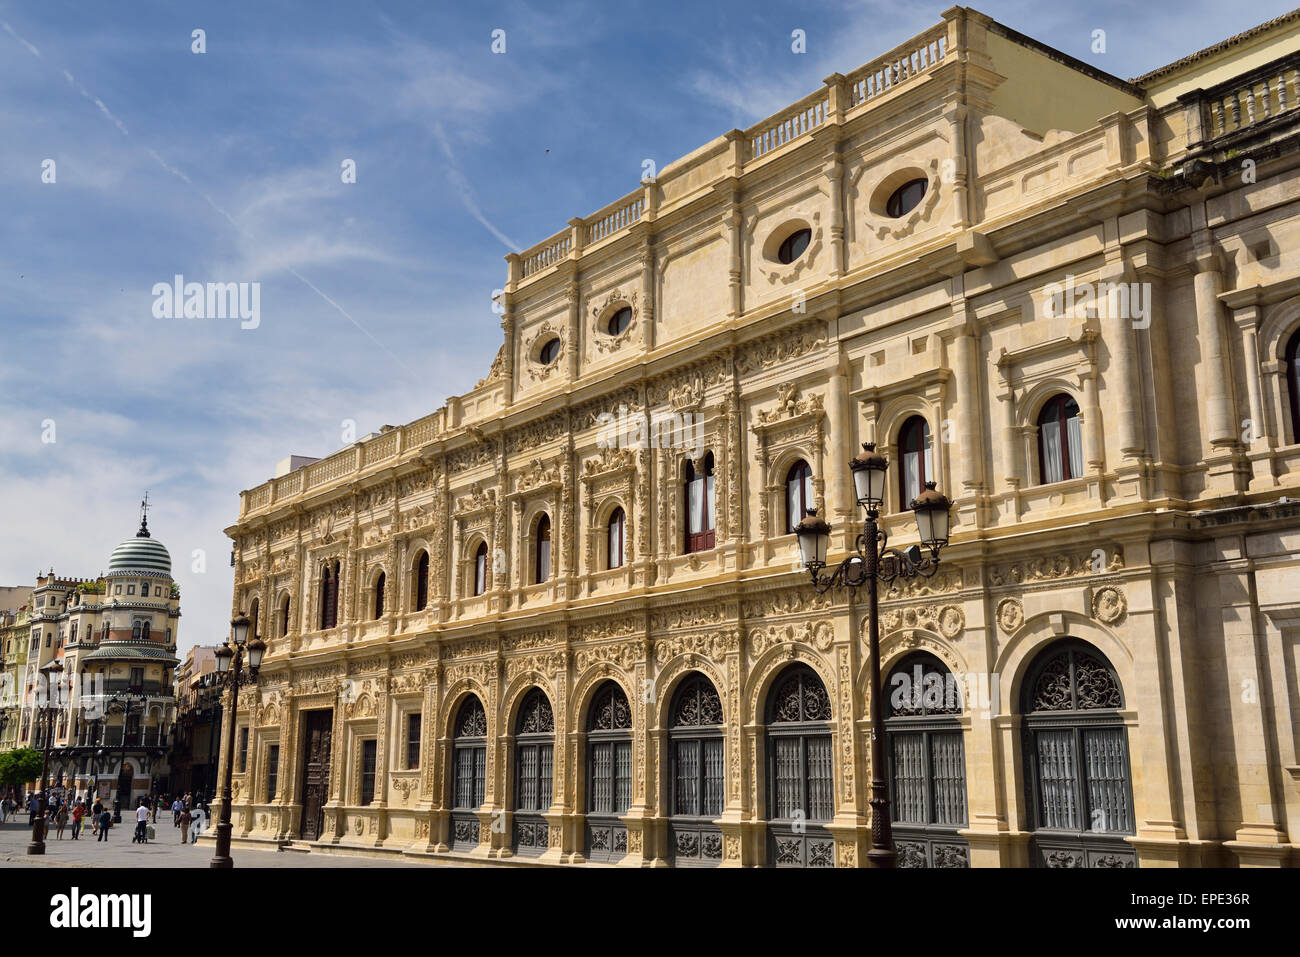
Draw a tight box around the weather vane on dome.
[138,491,151,538]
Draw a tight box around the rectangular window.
[70,623,77,643]
[155,586,162,597]
[1082,727,1131,833]
[614,741,632,814]
[930,731,967,826]
[674,740,699,815]
[406,713,421,770]
[267,745,280,800]
[890,731,927,824]
[455,747,485,808]
[130,667,144,688]
[1041,419,1064,484]
[537,539,551,583]
[772,737,801,819]
[360,740,377,805]
[805,736,834,821]
[1035,729,1080,830]
[590,742,613,813]
[127,585,135,595]
[238,727,249,773]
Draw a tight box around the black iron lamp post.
[27,658,65,856]
[793,442,952,869]
[210,614,264,869]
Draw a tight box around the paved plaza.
[0,819,420,868]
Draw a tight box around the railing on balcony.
[522,232,573,278]
[99,679,167,696]
[587,193,645,244]
[845,25,948,108]
[748,92,828,160]
[1203,57,1300,139]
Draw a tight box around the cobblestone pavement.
[0,819,421,868]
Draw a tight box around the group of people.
[2,789,209,846]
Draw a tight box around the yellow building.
[219,7,1300,867]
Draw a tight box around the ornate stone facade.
[220,9,1300,867]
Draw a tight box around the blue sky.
[1,0,1292,651]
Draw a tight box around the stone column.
[640,239,656,352]
[826,347,852,532]
[1193,248,1236,448]
[949,304,984,498]
[1101,261,1146,459]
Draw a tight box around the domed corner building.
[20,510,182,814]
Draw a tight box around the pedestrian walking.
[91,799,103,835]
[172,797,183,827]
[54,802,67,839]
[1,795,10,822]
[71,801,85,840]
[179,806,192,844]
[97,809,112,841]
[133,801,149,843]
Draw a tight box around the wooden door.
[299,710,333,840]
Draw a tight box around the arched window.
[684,453,715,553]
[131,620,142,639]
[785,460,814,533]
[1286,329,1300,443]
[607,507,626,569]
[668,673,724,866]
[450,696,486,850]
[473,542,488,596]
[513,688,554,856]
[1021,640,1134,868]
[885,653,968,868]
[141,621,151,641]
[1037,394,1083,484]
[101,621,110,642]
[248,597,259,642]
[278,595,291,638]
[534,515,551,584]
[373,572,386,620]
[585,681,632,862]
[319,561,340,630]
[413,550,429,611]
[898,416,932,507]
[765,665,834,867]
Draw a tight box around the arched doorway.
[450,696,486,851]
[584,681,632,862]
[765,665,834,867]
[1021,639,1135,868]
[512,688,554,856]
[884,653,969,867]
[667,673,724,866]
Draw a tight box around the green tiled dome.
[107,529,171,576]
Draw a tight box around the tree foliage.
[0,747,46,789]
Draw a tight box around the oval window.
[607,306,632,336]
[886,178,927,218]
[777,228,811,265]
[539,338,561,364]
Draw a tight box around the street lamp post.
[27,659,65,856]
[794,442,952,869]
[210,615,264,869]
